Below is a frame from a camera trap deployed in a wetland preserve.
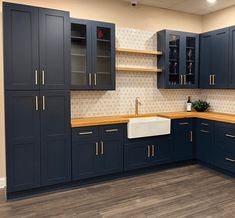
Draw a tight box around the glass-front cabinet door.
[168,34,181,87]
[92,22,115,90]
[157,30,199,89]
[183,34,199,88]
[70,19,92,89]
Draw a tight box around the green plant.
[192,100,210,112]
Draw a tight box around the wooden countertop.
[71,112,235,127]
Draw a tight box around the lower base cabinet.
[124,136,172,171]
[173,119,193,161]
[72,125,123,180]
[196,119,217,165]
[5,90,71,193]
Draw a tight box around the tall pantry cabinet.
[4,2,71,193]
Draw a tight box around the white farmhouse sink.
[127,116,171,139]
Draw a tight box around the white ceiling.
[121,0,235,15]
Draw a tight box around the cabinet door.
[72,141,100,180]
[70,19,92,90]
[91,21,115,90]
[183,33,199,88]
[151,136,173,165]
[124,142,152,171]
[5,91,40,192]
[229,26,235,88]
[196,119,216,165]
[212,28,229,88]
[40,91,71,186]
[166,31,182,88]
[3,3,39,90]
[173,119,193,161]
[199,33,213,88]
[99,139,123,175]
[39,9,70,90]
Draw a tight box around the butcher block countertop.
[71,112,235,127]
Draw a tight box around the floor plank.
[0,165,235,218]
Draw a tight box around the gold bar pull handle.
[105,129,118,133]
[101,141,104,155]
[79,131,93,135]
[42,96,45,111]
[94,73,97,86]
[225,134,235,138]
[180,75,183,85]
[225,157,235,163]
[35,70,38,85]
[179,122,189,125]
[147,145,150,158]
[213,74,215,85]
[184,75,186,85]
[88,73,92,86]
[190,131,193,142]
[200,130,209,134]
[152,145,155,157]
[95,142,99,156]
[35,96,39,111]
[42,70,45,85]
[209,75,212,85]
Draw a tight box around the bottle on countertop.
[187,96,192,112]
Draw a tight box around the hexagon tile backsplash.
[71,27,235,118]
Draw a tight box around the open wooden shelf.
[116,48,162,55]
[116,67,162,73]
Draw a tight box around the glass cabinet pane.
[96,26,112,86]
[169,34,180,85]
[71,23,87,86]
[185,37,196,85]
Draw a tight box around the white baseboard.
[0,177,6,189]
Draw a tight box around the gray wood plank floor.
[1,164,235,218]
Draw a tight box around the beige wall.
[0,0,203,179]
[202,5,235,32]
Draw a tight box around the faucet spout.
[135,97,141,116]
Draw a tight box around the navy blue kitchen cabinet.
[200,28,229,89]
[196,119,216,165]
[40,91,71,186]
[4,2,72,195]
[70,19,115,90]
[124,135,173,171]
[3,3,39,90]
[214,122,235,173]
[229,26,235,88]
[157,30,199,89]
[5,91,41,193]
[39,9,70,90]
[72,125,123,180]
[5,91,71,192]
[3,2,70,90]
[173,119,193,161]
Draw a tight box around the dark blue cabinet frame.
[157,30,199,89]
[70,19,115,90]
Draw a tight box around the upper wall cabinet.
[3,3,70,90]
[157,30,199,89]
[229,26,235,89]
[70,19,115,90]
[200,28,229,89]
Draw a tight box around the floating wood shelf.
[116,67,162,73]
[116,48,162,55]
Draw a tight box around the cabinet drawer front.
[197,119,214,132]
[100,124,123,140]
[174,118,193,126]
[72,126,99,142]
[215,123,235,151]
[217,149,235,174]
